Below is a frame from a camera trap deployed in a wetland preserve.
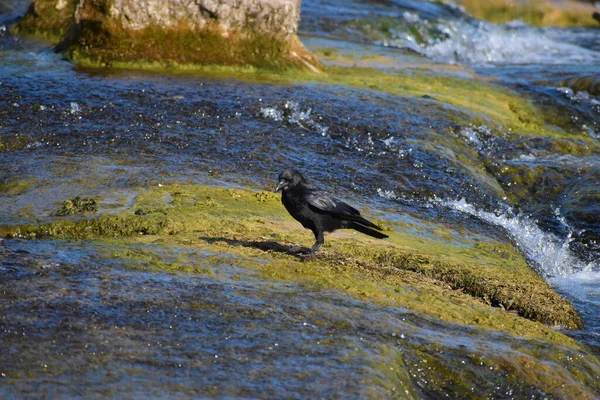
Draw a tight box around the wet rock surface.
[14,0,320,70]
[1,237,598,399]
[2,0,600,397]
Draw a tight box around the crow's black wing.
[305,189,385,231]
[304,189,361,217]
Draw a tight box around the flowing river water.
[1,0,600,398]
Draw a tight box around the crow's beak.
[275,180,286,192]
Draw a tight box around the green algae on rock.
[561,76,600,96]
[12,2,588,142]
[77,60,587,140]
[452,0,600,28]
[64,24,320,71]
[10,4,569,137]
[372,343,600,400]
[0,179,40,196]
[53,196,98,216]
[0,183,582,331]
[10,0,77,42]
[98,240,600,396]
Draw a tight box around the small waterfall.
[436,198,596,278]
[422,19,600,66]
[364,7,600,66]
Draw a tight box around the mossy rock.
[52,196,98,216]
[0,183,583,332]
[57,0,322,71]
[561,76,600,96]
[11,0,77,42]
[11,0,322,71]
[65,23,309,70]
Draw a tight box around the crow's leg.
[308,241,322,254]
[304,230,324,257]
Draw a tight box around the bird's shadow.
[198,236,311,259]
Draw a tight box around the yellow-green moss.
[98,230,600,396]
[551,139,594,156]
[492,351,600,398]
[68,22,304,71]
[52,196,98,216]
[0,179,39,195]
[10,0,76,42]
[370,346,421,399]
[454,0,600,28]
[562,76,600,96]
[0,134,32,151]
[316,67,548,135]
[372,343,600,400]
[0,183,583,334]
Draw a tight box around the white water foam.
[557,87,600,106]
[550,269,600,345]
[550,270,600,301]
[435,197,596,278]
[392,12,600,66]
[424,20,600,66]
[377,187,397,200]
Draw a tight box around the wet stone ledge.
[0,183,584,330]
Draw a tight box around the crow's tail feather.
[349,222,389,239]
[346,215,384,231]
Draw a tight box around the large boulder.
[15,0,321,71]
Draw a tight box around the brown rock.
[16,0,321,71]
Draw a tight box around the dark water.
[2,0,600,397]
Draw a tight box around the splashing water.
[377,187,397,200]
[259,106,283,121]
[556,87,600,128]
[70,102,81,114]
[423,19,600,66]
[260,101,330,136]
[372,10,600,66]
[435,198,596,277]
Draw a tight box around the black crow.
[275,169,389,256]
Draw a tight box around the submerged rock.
[52,196,98,216]
[561,75,600,96]
[14,0,321,71]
